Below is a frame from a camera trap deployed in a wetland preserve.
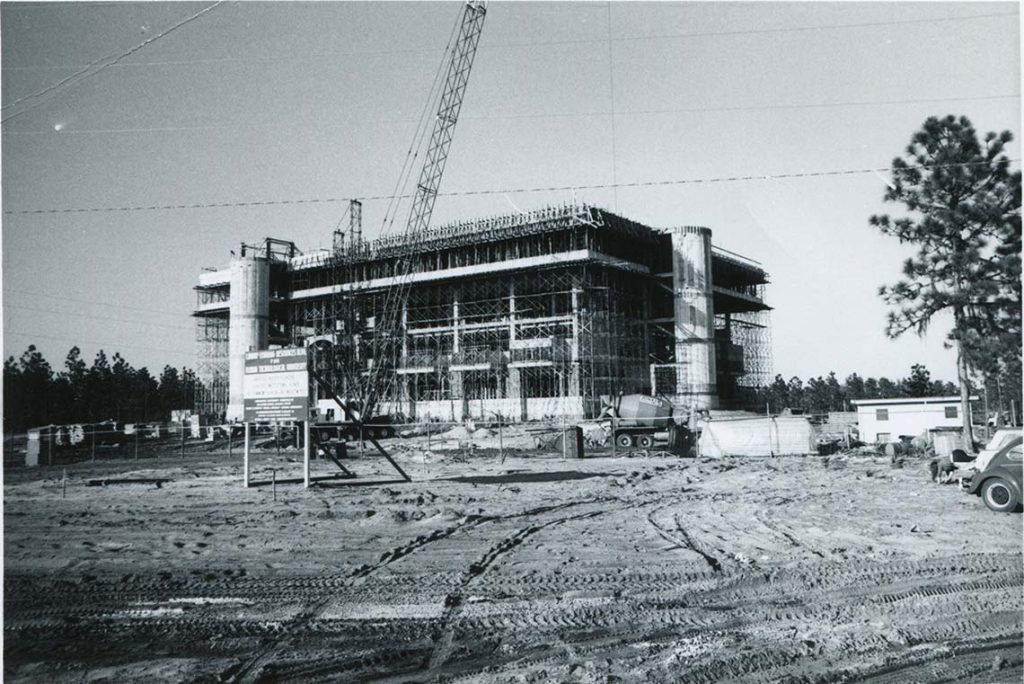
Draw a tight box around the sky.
[2,1,1020,385]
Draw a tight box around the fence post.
[62,468,67,499]
[228,425,233,459]
[134,428,139,460]
[48,427,53,466]
[276,423,281,461]
[91,428,96,462]
[272,468,277,501]
[561,414,566,460]
[180,423,185,459]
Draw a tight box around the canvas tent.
[699,416,815,457]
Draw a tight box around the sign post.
[303,420,311,489]
[243,422,251,488]
[242,349,310,488]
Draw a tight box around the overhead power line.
[2,11,1015,71]
[3,159,1018,217]
[2,93,1016,136]
[0,1,223,124]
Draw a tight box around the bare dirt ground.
[4,441,1023,683]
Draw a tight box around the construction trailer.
[193,203,771,423]
[851,395,980,444]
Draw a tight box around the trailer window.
[945,406,958,419]
[876,409,888,421]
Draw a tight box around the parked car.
[961,436,1023,513]
[973,428,1023,471]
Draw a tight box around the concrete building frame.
[193,203,771,422]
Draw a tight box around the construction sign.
[243,349,309,422]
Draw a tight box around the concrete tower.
[227,253,270,420]
[671,226,717,409]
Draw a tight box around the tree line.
[737,364,959,416]
[3,345,197,432]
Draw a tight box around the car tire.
[637,434,654,449]
[616,433,634,449]
[981,477,1020,513]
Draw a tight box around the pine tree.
[63,346,88,421]
[901,364,933,397]
[870,115,1021,448]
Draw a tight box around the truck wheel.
[616,433,634,449]
[637,434,654,449]
[981,477,1020,513]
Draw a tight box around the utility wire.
[3,93,1017,136]
[0,1,223,124]
[4,159,1018,216]
[2,11,1015,71]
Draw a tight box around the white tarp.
[699,416,815,457]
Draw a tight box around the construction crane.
[310,1,487,479]
[362,0,487,420]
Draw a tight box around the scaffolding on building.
[194,199,772,421]
[276,203,771,421]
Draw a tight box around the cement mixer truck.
[600,394,695,454]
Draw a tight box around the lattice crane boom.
[361,0,487,418]
[404,0,487,238]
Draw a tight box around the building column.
[227,254,270,421]
[671,226,717,410]
[506,282,523,418]
[451,293,465,419]
[569,287,581,398]
[401,304,413,417]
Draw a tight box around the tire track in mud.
[426,509,607,672]
[222,497,617,683]
[16,550,1011,608]
[453,569,1021,646]
[753,509,827,558]
[8,553,1016,632]
[8,459,1022,684]
[830,635,1024,684]
[252,506,614,682]
[645,505,725,572]
[4,496,621,683]
[411,556,1023,681]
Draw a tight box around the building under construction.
[193,203,771,422]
